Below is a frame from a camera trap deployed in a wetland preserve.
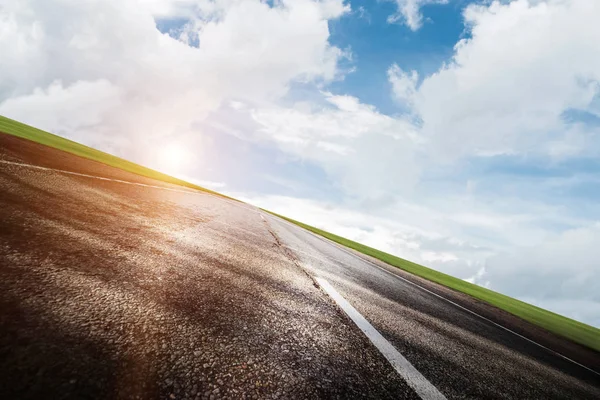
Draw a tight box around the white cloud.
[0,80,121,137]
[484,224,600,324]
[388,64,418,106]
[381,7,600,325]
[316,140,354,155]
[0,0,350,165]
[138,0,199,18]
[387,0,448,31]
[249,92,422,198]
[407,0,600,160]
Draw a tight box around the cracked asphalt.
[0,133,599,399]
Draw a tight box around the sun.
[158,143,190,174]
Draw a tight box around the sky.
[1,0,600,327]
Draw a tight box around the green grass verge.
[267,211,600,353]
[0,115,235,200]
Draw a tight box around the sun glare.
[158,143,190,174]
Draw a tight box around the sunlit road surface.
[0,134,599,400]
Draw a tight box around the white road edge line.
[266,213,600,377]
[0,159,201,194]
[0,159,261,211]
[2,161,276,252]
[315,277,447,400]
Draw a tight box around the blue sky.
[1,0,600,327]
[327,0,466,114]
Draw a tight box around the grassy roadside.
[267,211,600,353]
[0,115,235,199]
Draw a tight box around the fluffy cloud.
[485,224,600,299]
[388,64,418,107]
[484,224,600,325]
[0,80,121,137]
[247,92,422,198]
[399,0,600,160]
[0,0,349,162]
[387,0,448,31]
[138,0,200,18]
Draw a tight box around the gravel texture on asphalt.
[0,134,418,399]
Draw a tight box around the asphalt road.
[0,133,599,399]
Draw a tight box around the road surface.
[0,133,598,399]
